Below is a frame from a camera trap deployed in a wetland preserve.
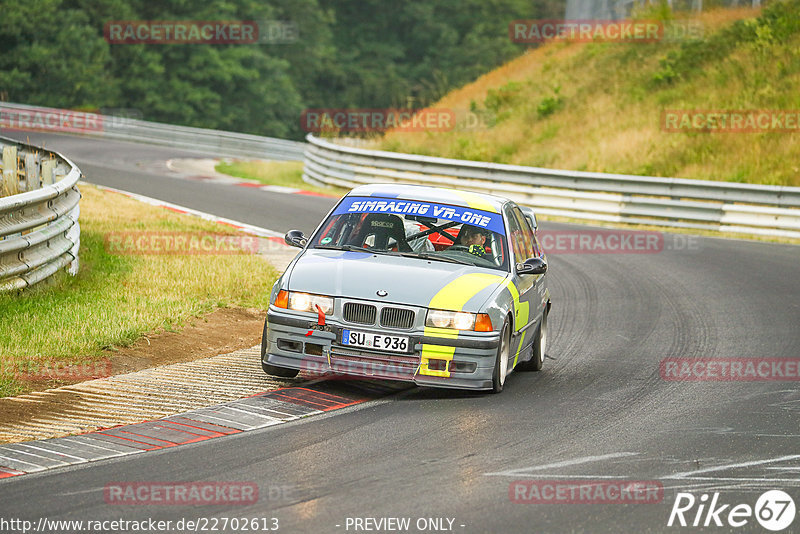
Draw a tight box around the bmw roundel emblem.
[377,290,388,297]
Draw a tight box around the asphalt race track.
[4,131,337,234]
[1,132,799,533]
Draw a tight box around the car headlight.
[425,309,493,332]
[275,290,333,314]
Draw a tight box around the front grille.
[380,307,415,329]
[343,302,377,325]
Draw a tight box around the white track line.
[484,452,639,477]
[665,454,800,479]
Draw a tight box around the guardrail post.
[41,158,56,186]
[24,152,40,192]
[2,146,18,196]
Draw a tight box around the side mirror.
[516,257,547,275]
[284,229,307,248]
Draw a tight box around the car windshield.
[309,196,509,271]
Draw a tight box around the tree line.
[0,0,564,139]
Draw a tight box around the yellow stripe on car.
[453,191,499,213]
[500,280,528,367]
[419,273,505,377]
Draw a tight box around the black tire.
[260,319,299,378]
[491,320,511,393]
[516,309,548,372]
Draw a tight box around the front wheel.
[516,309,547,372]
[491,320,510,393]
[261,319,299,378]
[530,310,548,372]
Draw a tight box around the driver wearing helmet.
[461,225,488,257]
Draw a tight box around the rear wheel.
[261,319,299,378]
[491,320,510,393]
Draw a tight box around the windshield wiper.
[316,245,384,254]
[316,246,474,265]
[393,251,474,266]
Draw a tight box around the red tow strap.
[315,304,326,326]
[305,304,326,336]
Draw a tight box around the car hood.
[286,249,507,309]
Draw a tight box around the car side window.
[510,207,535,260]
[521,212,543,257]
[505,208,526,263]
[531,232,543,258]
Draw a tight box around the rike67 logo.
[668,490,796,531]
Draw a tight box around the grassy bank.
[379,3,800,186]
[0,184,278,397]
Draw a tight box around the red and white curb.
[233,182,335,198]
[0,381,404,480]
[165,158,337,198]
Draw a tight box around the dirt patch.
[107,307,266,375]
[1,307,267,429]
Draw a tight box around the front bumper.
[264,308,500,391]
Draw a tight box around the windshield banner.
[333,197,506,235]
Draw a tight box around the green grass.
[0,376,22,397]
[0,184,279,397]
[215,160,346,196]
[379,3,800,187]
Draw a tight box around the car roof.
[347,184,509,214]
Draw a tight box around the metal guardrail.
[0,102,306,161]
[0,136,81,291]
[303,135,800,239]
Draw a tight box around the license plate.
[341,329,410,353]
